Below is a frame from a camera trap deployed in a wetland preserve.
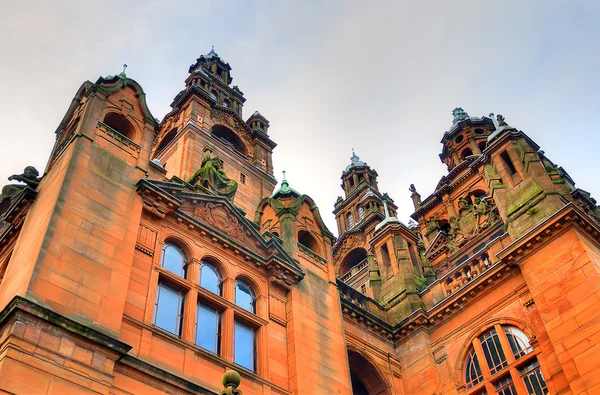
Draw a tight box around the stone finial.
[452,107,469,124]
[221,369,243,395]
[409,184,421,210]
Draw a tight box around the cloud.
[0,0,598,235]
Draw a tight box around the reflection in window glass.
[234,321,255,371]
[195,304,221,354]
[200,263,222,295]
[161,243,187,278]
[520,359,549,395]
[235,281,256,313]
[153,282,184,336]
[505,327,532,360]
[480,328,508,374]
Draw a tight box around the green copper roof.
[272,171,301,199]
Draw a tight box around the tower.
[151,47,277,217]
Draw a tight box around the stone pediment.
[136,179,303,285]
[425,231,448,260]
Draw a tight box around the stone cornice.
[498,203,600,266]
[0,296,132,355]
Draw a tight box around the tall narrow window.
[161,243,187,278]
[153,282,184,336]
[199,262,222,295]
[480,328,508,374]
[235,281,256,313]
[347,212,355,228]
[358,206,364,220]
[465,348,483,388]
[500,151,517,175]
[234,321,256,372]
[520,359,549,395]
[195,304,221,354]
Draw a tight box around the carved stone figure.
[0,166,41,215]
[446,196,500,252]
[189,148,238,202]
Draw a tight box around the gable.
[136,179,303,285]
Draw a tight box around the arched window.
[161,243,187,278]
[358,206,364,220]
[103,112,135,140]
[298,230,322,255]
[155,128,178,155]
[211,125,247,155]
[464,325,547,394]
[461,148,474,160]
[235,280,256,313]
[223,99,230,108]
[347,212,355,228]
[199,262,222,295]
[210,90,218,101]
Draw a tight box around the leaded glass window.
[505,326,532,360]
[465,348,483,388]
[480,328,508,374]
[520,359,549,395]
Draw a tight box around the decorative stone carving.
[194,201,251,249]
[0,166,41,216]
[446,197,500,252]
[189,148,238,202]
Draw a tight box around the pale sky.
[1,1,598,235]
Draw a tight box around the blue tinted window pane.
[234,322,255,371]
[235,282,255,313]
[154,283,183,336]
[196,304,220,353]
[162,244,186,277]
[200,264,221,295]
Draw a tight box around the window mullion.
[182,287,197,343]
[510,367,528,394]
[473,338,491,378]
[496,324,517,365]
[221,308,235,362]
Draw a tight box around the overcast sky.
[1,0,598,235]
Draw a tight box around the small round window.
[474,128,485,135]
[455,135,464,144]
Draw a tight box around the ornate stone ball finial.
[221,369,242,395]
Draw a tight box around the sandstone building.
[0,49,599,394]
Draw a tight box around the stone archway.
[348,350,391,395]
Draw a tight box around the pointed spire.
[206,45,217,58]
[119,64,127,79]
[346,149,365,171]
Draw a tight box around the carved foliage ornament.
[194,201,255,251]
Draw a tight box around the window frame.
[150,243,267,377]
[160,242,188,278]
[463,324,548,395]
[153,280,185,337]
[199,261,223,296]
[235,279,257,314]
